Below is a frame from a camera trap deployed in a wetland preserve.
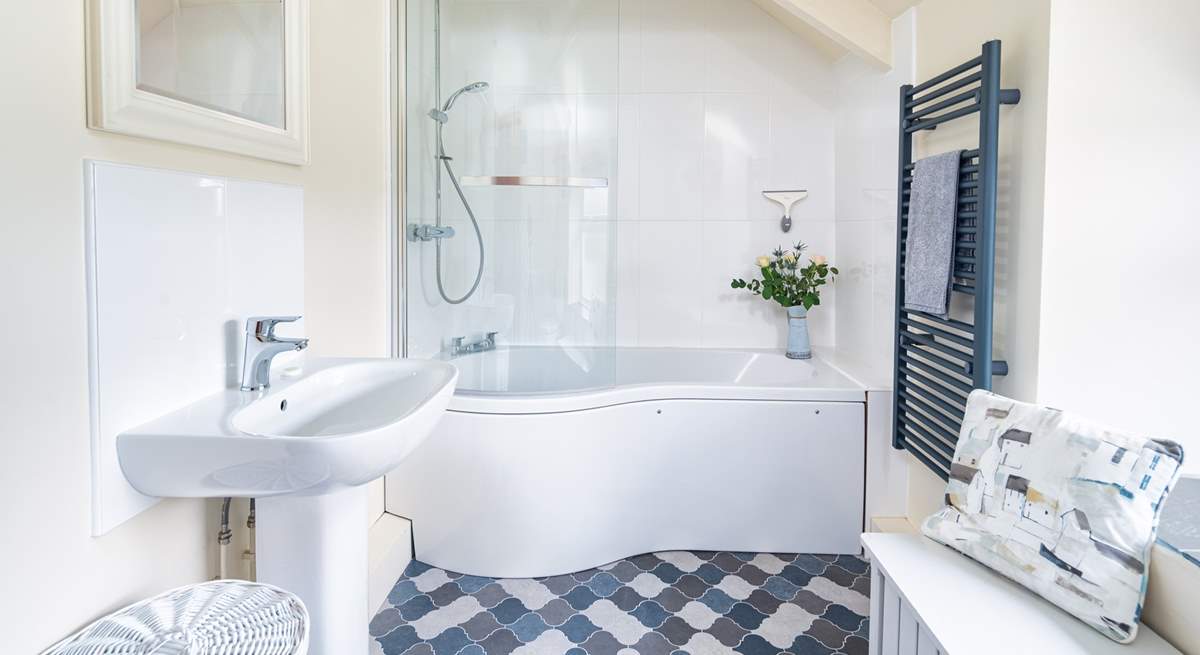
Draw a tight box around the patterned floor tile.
[372,552,871,655]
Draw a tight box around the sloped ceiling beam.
[752,0,893,69]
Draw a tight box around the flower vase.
[785,305,812,360]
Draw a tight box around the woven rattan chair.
[43,580,308,655]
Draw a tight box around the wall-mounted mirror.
[87,0,308,164]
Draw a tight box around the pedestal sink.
[117,357,458,654]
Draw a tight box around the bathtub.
[385,346,867,577]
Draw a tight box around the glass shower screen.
[403,0,620,394]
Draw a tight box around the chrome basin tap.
[241,316,309,391]
[448,332,497,358]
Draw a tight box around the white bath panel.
[85,161,302,535]
[388,351,867,578]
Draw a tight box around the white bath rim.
[442,346,868,414]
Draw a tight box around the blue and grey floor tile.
[371,551,871,655]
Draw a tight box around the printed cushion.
[922,390,1184,643]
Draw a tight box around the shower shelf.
[459,175,609,188]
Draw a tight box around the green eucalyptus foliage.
[730,242,838,310]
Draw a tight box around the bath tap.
[409,224,456,241]
[240,316,309,391]
[448,332,497,358]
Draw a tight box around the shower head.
[441,81,490,113]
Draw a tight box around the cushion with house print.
[921,389,1184,644]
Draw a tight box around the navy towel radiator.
[892,40,1021,480]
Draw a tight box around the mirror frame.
[86,0,309,165]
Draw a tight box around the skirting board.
[369,513,413,613]
[870,516,918,534]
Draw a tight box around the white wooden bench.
[861,533,1181,655]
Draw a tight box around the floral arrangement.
[730,242,837,310]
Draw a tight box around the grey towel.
[904,150,962,317]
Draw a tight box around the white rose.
[755,255,771,268]
[782,254,796,264]
[811,255,828,266]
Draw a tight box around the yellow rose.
[756,256,771,268]
[811,255,828,266]
[782,254,796,264]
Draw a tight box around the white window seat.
[862,533,1181,655]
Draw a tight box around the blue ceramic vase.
[786,305,812,359]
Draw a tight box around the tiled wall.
[832,11,915,376]
[831,12,915,524]
[86,162,303,534]
[404,0,625,356]
[405,0,839,355]
[615,0,837,348]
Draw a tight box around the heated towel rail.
[892,40,1020,480]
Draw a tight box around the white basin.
[116,356,457,653]
[117,357,457,498]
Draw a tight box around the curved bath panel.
[386,348,868,578]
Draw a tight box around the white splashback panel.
[85,161,303,535]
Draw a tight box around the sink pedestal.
[258,485,369,654]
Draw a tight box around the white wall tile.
[555,0,621,95]
[617,0,643,95]
[699,220,790,348]
[834,221,875,358]
[225,179,306,341]
[703,93,770,220]
[637,93,705,221]
[637,0,710,93]
[87,162,303,534]
[444,0,619,95]
[770,90,836,223]
[635,222,704,346]
[832,9,914,377]
[792,221,837,347]
[705,0,775,93]
[766,18,836,105]
[614,221,641,345]
[574,94,619,220]
[696,220,837,348]
[870,218,899,363]
[616,94,640,220]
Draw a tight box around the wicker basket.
[43,580,308,655]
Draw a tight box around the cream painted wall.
[750,0,893,67]
[911,0,1050,407]
[902,2,1200,650]
[1039,0,1200,476]
[0,1,389,651]
[1038,4,1200,649]
[902,0,1051,523]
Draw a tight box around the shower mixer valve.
[409,224,456,241]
